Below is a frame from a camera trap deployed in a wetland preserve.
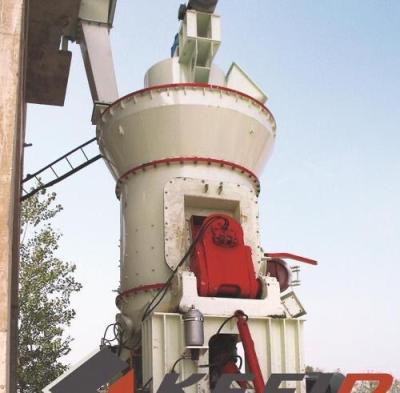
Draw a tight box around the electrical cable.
[171,356,187,373]
[140,378,153,391]
[115,322,123,356]
[113,322,136,354]
[102,217,230,354]
[232,354,243,371]
[216,315,236,335]
[101,321,135,354]
[101,323,119,348]
[141,215,229,321]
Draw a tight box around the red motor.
[190,214,259,298]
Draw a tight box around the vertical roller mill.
[96,2,315,392]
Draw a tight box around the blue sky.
[24,1,400,377]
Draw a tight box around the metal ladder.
[21,137,102,201]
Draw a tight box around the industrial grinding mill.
[95,1,317,392]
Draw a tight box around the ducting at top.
[187,0,218,13]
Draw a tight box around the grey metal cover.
[49,348,127,393]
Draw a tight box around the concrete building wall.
[0,0,26,392]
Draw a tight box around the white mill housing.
[97,77,276,325]
[96,7,305,393]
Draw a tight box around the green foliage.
[354,379,400,393]
[390,379,400,393]
[17,190,82,393]
[306,366,400,393]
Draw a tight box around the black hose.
[141,215,229,321]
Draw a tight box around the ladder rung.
[81,148,89,161]
[50,166,58,178]
[65,156,74,170]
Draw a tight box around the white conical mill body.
[97,69,276,337]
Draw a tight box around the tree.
[17,190,82,393]
[306,366,400,393]
[353,379,400,393]
[390,379,400,393]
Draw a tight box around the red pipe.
[264,252,318,266]
[235,311,265,393]
[101,83,275,122]
[115,283,167,305]
[221,361,249,390]
[115,156,261,197]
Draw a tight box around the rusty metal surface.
[25,0,81,106]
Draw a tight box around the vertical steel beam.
[0,0,26,391]
[79,21,119,104]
